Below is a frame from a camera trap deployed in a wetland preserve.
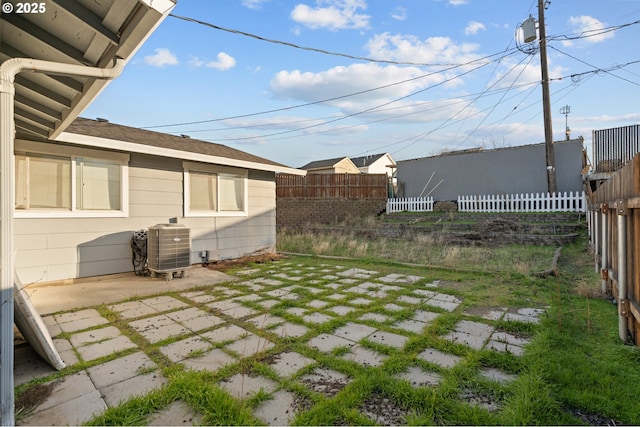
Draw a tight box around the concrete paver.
[183,348,236,372]
[269,351,316,377]
[367,330,408,349]
[219,373,278,399]
[76,335,138,362]
[147,400,203,426]
[417,348,462,369]
[341,344,387,367]
[397,366,442,387]
[308,333,355,352]
[254,389,297,426]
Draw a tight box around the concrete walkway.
[15,262,543,425]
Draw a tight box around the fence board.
[590,153,640,345]
[276,173,388,199]
[457,191,586,213]
[386,197,434,213]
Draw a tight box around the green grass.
[15,224,640,426]
[277,229,557,274]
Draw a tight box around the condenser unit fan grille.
[147,224,191,273]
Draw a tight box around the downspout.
[0,57,125,426]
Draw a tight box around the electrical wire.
[168,13,496,68]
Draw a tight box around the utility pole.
[538,0,557,193]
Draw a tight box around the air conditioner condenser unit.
[147,223,191,280]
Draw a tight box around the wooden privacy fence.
[589,153,640,345]
[386,197,434,214]
[276,173,388,198]
[458,191,587,213]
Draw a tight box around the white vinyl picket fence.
[386,197,434,213]
[457,191,587,213]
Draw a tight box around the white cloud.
[449,0,467,5]
[563,15,613,47]
[391,6,407,21]
[269,62,469,123]
[465,21,486,36]
[242,0,269,9]
[290,0,370,31]
[144,48,178,67]
[190,52,236,71]
[366,32,481,66]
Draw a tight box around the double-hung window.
[15,141,129,217]
[184,162,247,217]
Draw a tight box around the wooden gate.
[589,153,640,344]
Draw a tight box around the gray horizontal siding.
[15,151,276,284]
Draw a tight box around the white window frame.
[183,161,248,217]
[14,140,129,218]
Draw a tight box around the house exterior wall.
[357,155,395,176]
[14,152,276,284]
[397,139,584,200]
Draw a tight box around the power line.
[548,46,640,87]
[168,13,496,68]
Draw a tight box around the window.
[184,162,247,216]
[15,141,128,218]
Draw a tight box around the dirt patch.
[15,382,55,417]
[299,368,351,398]
[459,388,502,412]
[206,252,285,272]
[477,219,522,234]
[360,393,410,425]
[567,408,624,426]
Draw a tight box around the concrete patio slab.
[341,344,387,367]
[367,330,408,349]
[147,400,203,426]
[397,366,442,387]
[226,334,274,358]
[183,348,236,372]
[333,323,377,342]
[159,336,211,362]
[417,348,462,369]
[270,322,309,338]
[219,373,278,399]
[308,333,355,352]
[359,312,391,323]
[76,335,138,362]
[200,324,248,343]
[268,351,316,377]
[87,352,158,389]
[100,371,167,407]
[254,389,297,426]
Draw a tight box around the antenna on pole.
[560,105,571,140]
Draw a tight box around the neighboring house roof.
[300,156,350,170]
[350,153,396,168]
[1,0,176,140]
[57,117,305,175]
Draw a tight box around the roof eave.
[55,131,306,175]
[49,1,176,139]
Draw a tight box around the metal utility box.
[147,223,190,279]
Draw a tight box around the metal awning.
[0,0,176,140]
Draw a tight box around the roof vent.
[180,134,190,139]
[96,117,109,123]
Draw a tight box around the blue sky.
[83,0,640,168]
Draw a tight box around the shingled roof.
[64,117,293,171]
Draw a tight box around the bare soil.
[206,252,285,272]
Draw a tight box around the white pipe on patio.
[0,56,125,426]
